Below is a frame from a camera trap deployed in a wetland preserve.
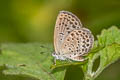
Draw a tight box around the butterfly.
[52,11,94,62]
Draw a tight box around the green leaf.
[0,43,65,80]
[82,26,120,80]
[0,26,120,80]
[51,26,120,80]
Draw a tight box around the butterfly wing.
[54,11,82,54]
[61,28,94,61]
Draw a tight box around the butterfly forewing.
[54,11,82,54]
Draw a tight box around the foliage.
[0,26,120,80]
[51,26,120,80]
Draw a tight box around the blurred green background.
[0,0,120,80]
[0,0,120,43]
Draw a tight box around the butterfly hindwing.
[61,28,94,61]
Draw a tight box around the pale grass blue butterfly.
[52,11,94,62]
